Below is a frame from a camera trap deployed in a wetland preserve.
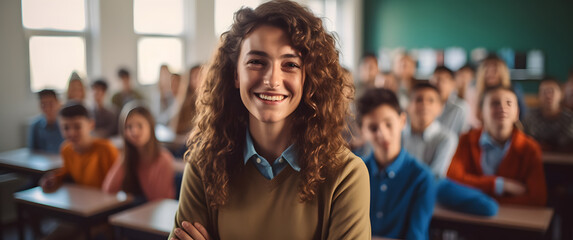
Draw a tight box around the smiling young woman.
[169,1,370,240]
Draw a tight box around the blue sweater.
[364,148,436,240]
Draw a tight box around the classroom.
[1,0,572,239]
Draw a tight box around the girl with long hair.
[475,54,528,120]
[103,103,175,201]
[170,1,370,239]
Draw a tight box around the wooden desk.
[432,204,554,240]
[543,152,573,165]
[109,199,178,240]
[13,184,133,240]
[0,148,62,176]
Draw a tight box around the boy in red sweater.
[447,86,547,206]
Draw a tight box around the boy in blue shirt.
[27,89,64,153]
[357,88,435,240]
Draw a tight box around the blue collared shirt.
[243,130,300,180]
[27,116,64,153]
[479,131,511,195]
[365,148,436,240]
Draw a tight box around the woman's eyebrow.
[247,50,301,59]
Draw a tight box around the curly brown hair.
[185,0,354,209]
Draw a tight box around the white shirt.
[403,121,459,177]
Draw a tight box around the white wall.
[0,0,38,151]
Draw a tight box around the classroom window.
[137,37,184,85]
[21,0,86,31]
[21,0,88,92]
[29,36,87,92]
[134,0,185,85]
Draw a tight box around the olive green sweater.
[170,148,371,240]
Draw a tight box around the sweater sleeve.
[498,143,547,206]
[407,170,436,240]
[169,161,214,239]
[326,157,371,240]
[447,134,497,195]
[102,159,124,194]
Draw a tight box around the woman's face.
[484,61,501,87]
[124,113,151,148]
[235,25,304,124]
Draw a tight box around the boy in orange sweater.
[447,86,547,206]
[40,103,118,192]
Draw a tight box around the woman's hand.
[172,221,211,240]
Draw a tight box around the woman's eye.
[284,62,301,69]
[247,59,264,65]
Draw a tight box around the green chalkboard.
[363,0,573,93]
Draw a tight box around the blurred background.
[1,0,572,152]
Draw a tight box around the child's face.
[359,57,378,83]
[361,105,406,158]
[59,116,94,147]
[481,89,519,131]
[40,96,60,122]
[538,81,562,110]
[124,113,151,148]
[430,71,455,101]
[484,61,501,87]
[408,89,443,128]
[92,86,105,103]
[235,25,304,124]
[68,80,85,101]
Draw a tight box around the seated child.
[404,84,498,216]
[447,86,547,206]
[103,104,175,202]
[28,89,64,153]
[430,66,470,135]
[91,79,118,138]
[403,83,458,177]
[40,103,119,192]
[357,88,435,240]
[522,77,573,152]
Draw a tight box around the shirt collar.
[479,131,511,151]
[243,129,300,172]
[366,148,407,177]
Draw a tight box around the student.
[355,53,379,99]
[357,88,435,240]
[392,54,418,109]
[66,72,86,103]
[28,89,64,153]
[447,86,547,206]
[455,64,480,129]
[39,103,118,192]
[522,77,573,152]
[91,79,118,138]
[103,104,175,202]
[111,68,144,111]
[173,65,202,136]
[403,84,498,217]
[156,73,182,125]
[403,83,458,177]
[430,66,470,135]
[170,1,370,239]
[475,55,528,120]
